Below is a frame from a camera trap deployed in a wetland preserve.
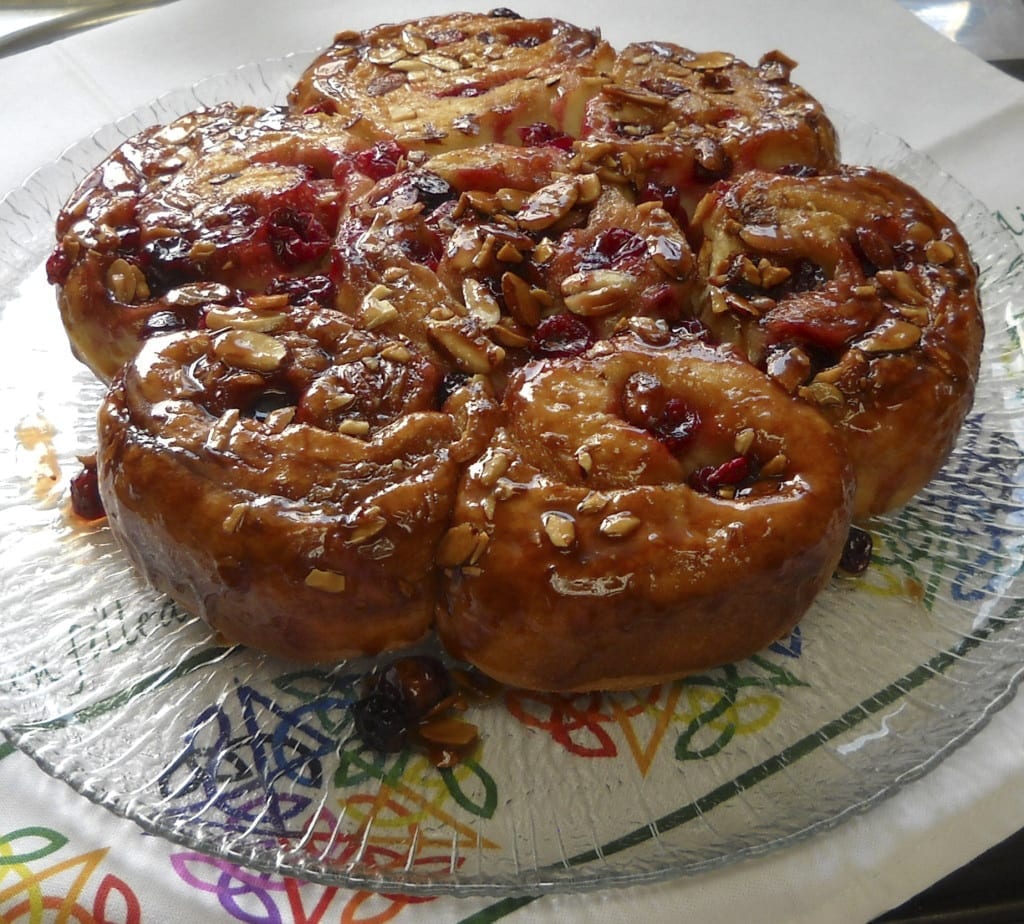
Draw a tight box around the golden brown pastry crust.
[49,104,370,381]
[331,142,697,381]
[690,166,983,519]
[436,333,855,691]
[47,12,982,687]
[287,11,614,151]
[576,43,840,218]
[97,304,498,662]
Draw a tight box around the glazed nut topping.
[213,330,287,372]
[501,272,542,327]
[380,342,413,363]
[733,427,756,456]
[106,258,149,303]
[304,568,348,593]
[205,305,287,333]
[541,511,577,549]
[875,270,927,306]
[925,239,957,265]
[685,50,735,70]
[562,270,638,316]
[478,451,510,487]
[361,288,401,329]
[760,453,789,478]
[337,419,371,437]
[437,523,489,567]
[857,319,923,353]
[798,380,845,408]
[346,507,387,545]
[515,176,580,231]
[577,491,609,514]
[599,512,642,539]
[462,278,502,326]
[221,502,247,533]
[431,324,506,373]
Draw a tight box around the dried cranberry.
[140,235,195,291]
[839,526,873,575]
[489,7,523,17]
[518,122,573,151]
[581,227,648,271]
[689,456,750,494]
[351,691,408,753]
[621,372,701,452]
[266,274,336,309]
[638,181,684,223]
[530,313,594,357]
[70,462,105,521]
[368,656,453,721]
[353,140,405,181]
[45,248,72,286]
[265,208,330,267]
[786,259,827,294]
[407,172,456,212]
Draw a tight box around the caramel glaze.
[287,11,615,151]
[437,334,854,692]
[50,13,984,690]
[690,166,984,520]
[331,141,698,384]
[576,43,840,220]
[50,104,372,382]
[97,304,498,662]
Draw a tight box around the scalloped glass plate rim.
[0,54,1022,899]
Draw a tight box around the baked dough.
[437,332,854,691]
[48,104,370,381]
[576,43,840,219]
[96,302,498,661]
[288,11,614,151]
[45,12,983,689]
[690,166,983,519]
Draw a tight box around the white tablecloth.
[2,2,1023,921]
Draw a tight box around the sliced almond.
[213,330,286,372]
[541,511,576,549]
[304,569,347,593]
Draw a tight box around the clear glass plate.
[0,56,1022,898]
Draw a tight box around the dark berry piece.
[489,7,523,17]
[776,163,819,178]
[518,122,573,150]
[70,462,105,521]
[354,140,405,181]
[266,208,330,267]
[530,313,594,357]
[621,372,701,453]
[839,526,873,575]
[351,691,408,753]
[266,273,336,309]
[45,248,72,286]
[140,235,194,291]
[638,181,684,223]
[581,227,647,271]
[689,456,751,494]
[408,172,456,212]
[141,310,190,337]
[370,656,453,721]
[302,100,338,116]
